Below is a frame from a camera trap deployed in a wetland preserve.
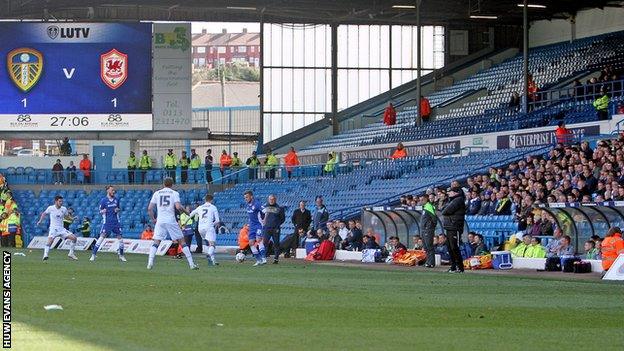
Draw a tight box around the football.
[235,252,246,263]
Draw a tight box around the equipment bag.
[394,250,426,266]
[362,249,378,263]
[545,256,562,271]
[573,261,592,273]
[562,256,581,273]
[316,240,336,260]
[463,255,493,270]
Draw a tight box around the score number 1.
[22,98,119,108]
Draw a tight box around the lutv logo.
[47,25,90,39]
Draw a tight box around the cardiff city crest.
[7,48,43,92]
[100,49,127,89]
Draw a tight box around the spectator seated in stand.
[467,191,482,215]
[390,142,407,159]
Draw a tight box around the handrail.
[527,78,624,110]
[438,146,489,161]
[361,97,417,119]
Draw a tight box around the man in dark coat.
[263,194,286,264]
[285,200,312,256]
[420,195,437,268]
[441,186,466,273]
[291,201,312,232]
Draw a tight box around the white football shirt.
[189,202,220,230]
[45,205,67,230]
[149,188,181,225]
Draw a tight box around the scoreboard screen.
[0,23,152,131]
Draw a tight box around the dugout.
[360,206,468,246]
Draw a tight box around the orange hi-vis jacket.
[141,229,153,241]
[238,225,249,250]
[284,151,300,172]
[220,154,232,169]
[391,148,407,159]
[79,159,92,177]
[602,232,624,270]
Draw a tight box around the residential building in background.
[192,28,260,68]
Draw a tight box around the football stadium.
[1,1,624,350]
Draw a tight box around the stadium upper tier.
[14,146,546,245]
[302,32,624,152]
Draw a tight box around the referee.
[441,185,466,273]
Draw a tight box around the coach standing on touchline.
[441,186,466,273]
[263,194,286,264]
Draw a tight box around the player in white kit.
[36,195,78,261]
[186,194,221,265]
[146,177,198,270]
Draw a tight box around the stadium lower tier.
[15,146,546,246]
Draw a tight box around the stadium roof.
[2,0,620,25]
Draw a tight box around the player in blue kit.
[90,185,126,262]
[244,190,266,266]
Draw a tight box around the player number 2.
[201,209,208,218]
[159,195,170,207]
[111,98,117,108]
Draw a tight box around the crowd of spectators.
[400,135,624,260]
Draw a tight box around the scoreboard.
[0,23,153,131]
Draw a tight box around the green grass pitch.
[10,249,624,351]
